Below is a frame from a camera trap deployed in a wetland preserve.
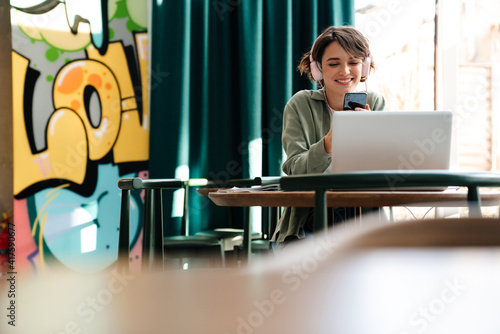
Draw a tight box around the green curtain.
[149,0,355,236]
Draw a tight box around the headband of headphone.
[309,37,371,82]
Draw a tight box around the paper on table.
[217,184,280,193]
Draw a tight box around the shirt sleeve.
[368,91,388,111]
[281,100,332,175]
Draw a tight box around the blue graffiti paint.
[29,163,142,273]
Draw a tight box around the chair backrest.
[118,177,184,272]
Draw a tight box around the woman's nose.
[339,63,349,75]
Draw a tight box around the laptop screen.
[330,111,453,173]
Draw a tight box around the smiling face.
[320,41,363,107]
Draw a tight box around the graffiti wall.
[11,0,149,274]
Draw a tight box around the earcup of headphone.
[362,56,371,78]
[310,60,323,81]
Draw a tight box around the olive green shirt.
[272,89,387,242]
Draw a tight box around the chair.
[192,176,281,262]
[187,177,257,260]
[280,170,500,232]
[117,177,224,272]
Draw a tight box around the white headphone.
[309,39,371,82]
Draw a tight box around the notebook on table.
[330,110,453,191]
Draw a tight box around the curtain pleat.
[150,0,354,236]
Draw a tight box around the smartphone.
[343,92,367,110]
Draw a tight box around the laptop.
[330,111,453,189]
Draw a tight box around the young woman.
[271,26,387,249]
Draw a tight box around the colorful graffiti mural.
[11,0,149,273]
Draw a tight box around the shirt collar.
[311,88,326,101]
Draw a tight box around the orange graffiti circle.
[71,99,80,111]
[56,64,84,95]
[87,73,102,89]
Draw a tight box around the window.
[355,0,436,111]
[355,0,500,171]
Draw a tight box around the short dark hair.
[298,26,373,83]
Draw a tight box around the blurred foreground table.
[6,244,500,334]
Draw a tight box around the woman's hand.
[324,126,333,154]
[325,104,370,153]
[354,104,371,111]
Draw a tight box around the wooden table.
[206,188,500,252]
[13,244,500,333]
[207,188,500,208]
[203,182,500,259]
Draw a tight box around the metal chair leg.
[118,189,130,273]
[152,188,164,270]
[142,189,154,272]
